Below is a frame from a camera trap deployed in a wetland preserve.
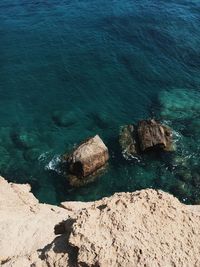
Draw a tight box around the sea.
[1,0,200,204]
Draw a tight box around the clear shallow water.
[1,0,200,204]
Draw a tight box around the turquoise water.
[1,0,200,204]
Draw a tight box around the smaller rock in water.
[137,119,173,152]
[63,135,109,186]
[119,125,138,159]
[119,119,174,157]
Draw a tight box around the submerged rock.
[176,169,192,183]
[119,125,138,159]
[159,88,200,120]
[11,130,39,150]
[63,135,109,186]
[52,110,77,127]
[170,180,190,200]
[67,166,107,187]
[88,111,111,130]
[137,119,173,152]
[192,172,200,187]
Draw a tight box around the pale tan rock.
[187,205,200,215]
[0,177,73,267]
[0,177,38,210]
[1,176,200,267]
[69,190,200,267]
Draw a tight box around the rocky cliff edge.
[0,176,200,267]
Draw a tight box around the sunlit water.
[1,0,200,204]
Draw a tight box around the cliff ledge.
[0,176,200,267]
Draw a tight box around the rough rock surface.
[0,177,73,267]
[137,119,173,152]
[119,125,138,159]
[63,135,109,186]
[1,176,200,267]
[70,190,200,267]
[119,119,174,158]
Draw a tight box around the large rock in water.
[137,119,173,152]
[64,135,109,186]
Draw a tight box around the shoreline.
[1,176,200,266]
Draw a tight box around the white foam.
[45,155,61,173]
[38,152,50,162]
[172,130,182,143]
[122,149,141,162]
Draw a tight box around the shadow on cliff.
[38,218,78,267]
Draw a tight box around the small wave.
[122,149,141,162]
[162,120,172,126]
[45,155,61,173]
[38,151,51,162]
[172,130,182,143]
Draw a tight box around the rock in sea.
[137,119,173,152]
[63,135,109,186]
[119,125,138,159]
[119,119,174,158]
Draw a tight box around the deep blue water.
[1,0,200,204]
